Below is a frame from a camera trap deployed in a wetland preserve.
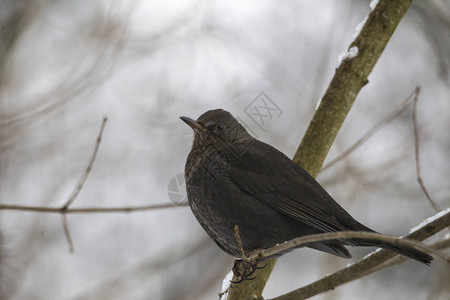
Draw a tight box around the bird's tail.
[352,238,432,265]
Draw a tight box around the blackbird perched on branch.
[180,109,432,265]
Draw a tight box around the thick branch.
[228,0,414,298]
[294,0,413,177]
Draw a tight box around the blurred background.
[1,0,449,299]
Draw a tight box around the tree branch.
[63,117,108,209]
[61,214,74,252]
[269,208,450,300]
[249,230,448,264]
[228,0,415,298]
[60,117,107,251]
[412,88,441,212]
[294,0,413,177]
[0,202,189,213]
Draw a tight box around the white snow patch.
[345,262,355,268]
[220,270,234,300]
[370,0,379,10]
[337,46,359,65]
[350,0,377,43]
[409,207,450,234]
[315,97,323,111]
[352,16,368,39]
[361,247,382,260]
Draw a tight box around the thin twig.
[412,87,441,212]
[61,214,74,252]
[322,88,418,172]
[234,225,246,260]
[63,117,108,209]
[0,202,189,213]
[0,117,191,216]
[58,117,108,251]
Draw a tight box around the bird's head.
[180,109,252,149]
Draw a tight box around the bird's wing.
[227,140,364,235]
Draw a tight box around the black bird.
[180,109,432,265]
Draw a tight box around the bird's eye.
[214,123,224,132]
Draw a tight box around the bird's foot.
[231,258,259,283]
[231,226,267,283]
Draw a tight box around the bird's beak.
[180,116,207,132]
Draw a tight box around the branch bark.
[228,0,415,298]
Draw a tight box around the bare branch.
[0,117,189,254]
[234,225,246,260]
[63,117,108,209]
[0,202,189,214]
[61,214,74,252]
[412,87,441,212]
[249,231,447,264]
[269,208,450,300]
[58,117,108,251]
[0,117,191,215]
[322,88,418,172]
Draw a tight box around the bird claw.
[231,258,261,283]
[230,274,257,284]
